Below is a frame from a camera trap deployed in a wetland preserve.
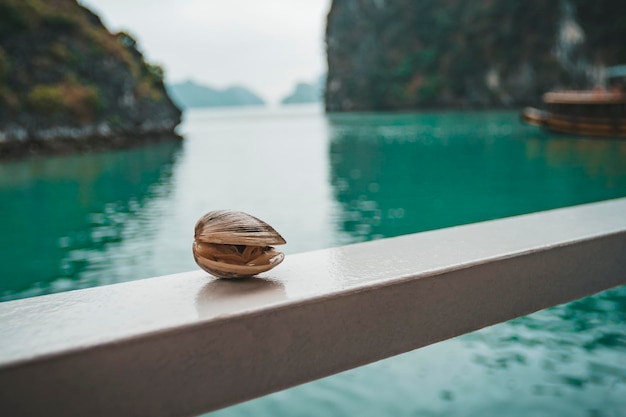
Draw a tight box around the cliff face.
[0,0,181,153]
[325,0,626,111]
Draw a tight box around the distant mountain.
[281,76,325,105]
[167,80,265,109]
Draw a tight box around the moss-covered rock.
[0,0,181,155]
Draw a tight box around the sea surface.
[1,104,625,416]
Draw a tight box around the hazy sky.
[81,0,331,104]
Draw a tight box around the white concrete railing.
[1,198,625,417]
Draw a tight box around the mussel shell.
[194,210,286,246]
[193,210,286,278]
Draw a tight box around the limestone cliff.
[325,0,626,111]
[0,0,181,157]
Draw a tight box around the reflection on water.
[0,140,182,300]
[328,111,626,242]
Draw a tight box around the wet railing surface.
[1,198,625,417]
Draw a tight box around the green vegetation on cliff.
[325,0,626,111]
[0,0,181,146]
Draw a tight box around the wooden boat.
[522,90,626,137]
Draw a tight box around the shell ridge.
[195,210,285,245]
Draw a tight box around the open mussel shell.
[192,210,286,279]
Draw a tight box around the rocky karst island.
[0,0,182,158]
[325,0,626,111]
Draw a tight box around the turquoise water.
[1,104,625,415]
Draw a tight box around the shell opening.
[193,242,282,267]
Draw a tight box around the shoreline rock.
[0,129,183,161]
